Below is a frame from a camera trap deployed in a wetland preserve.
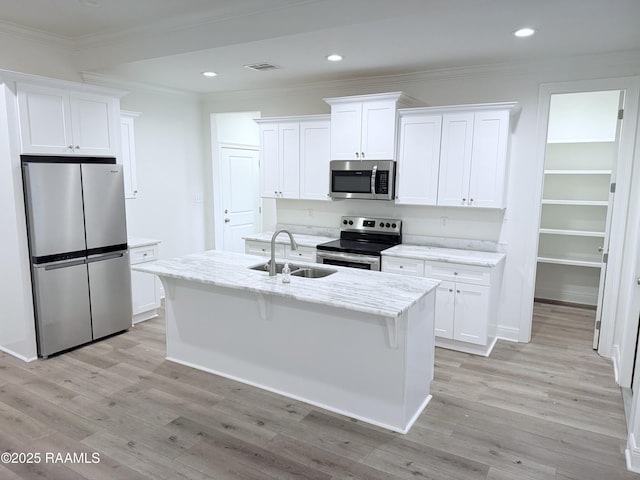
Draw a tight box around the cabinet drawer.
[381,257,425,276]
[245,240,285,258]
[286,245,317,263]
[130,245,159,264]
[424,261,490,286]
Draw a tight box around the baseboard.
[495,325,520,342]
[0,345,37,362]
[626,433,640,473]
[435,337,497,357]
[534,297,597,310]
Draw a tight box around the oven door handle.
[316,250,381,267]
[370,164,377,197]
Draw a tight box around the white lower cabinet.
[382,254,502,356]
[129,241,162,324]
[435,280,490,345]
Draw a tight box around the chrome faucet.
[268,230,298,276]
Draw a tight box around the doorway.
[534,90,623,348]
[210,111,261,252]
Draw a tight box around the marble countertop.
[382,244,505,267]
[128,237,161,248]
[243,232,338,247]
[133,250,439,318]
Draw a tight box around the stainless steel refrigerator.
[22,156,132,358]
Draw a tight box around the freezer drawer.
[22,162,86,258]
[82,163,128,249]
[87,250,132,339]
[32,259,93,357]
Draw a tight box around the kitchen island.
[133,250,439,433]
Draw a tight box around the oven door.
[316,250,380,271]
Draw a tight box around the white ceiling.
[1,0,639,93]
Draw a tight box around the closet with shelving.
[535,90,621,306]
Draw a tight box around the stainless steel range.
[316,216,402,271]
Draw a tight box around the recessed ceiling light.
[514,27,535,38]
[202,71,217,77]
[327,54,343,62]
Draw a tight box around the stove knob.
[379,222,384,227]
[343,220,348,225]
[349,220,354,225]
[392,223,397,228]
[385,223,391,228]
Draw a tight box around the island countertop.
[243,231,338,247]
[133,250,439,318]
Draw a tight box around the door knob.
[224,218,230,223]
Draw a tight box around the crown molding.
[201,49,640,103]
[0,20,71,47]
[80,72,199,99]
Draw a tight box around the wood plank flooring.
[0,301,635,479]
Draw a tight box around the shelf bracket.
[256,293,272,321]
[385,316,399,349]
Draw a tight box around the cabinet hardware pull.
[361,152,365,158]
[470,198,474,203]
[75,145,80,149]
[355,152,360,158]
[457,290,461,293]
[68,145,74,149]
[454,272,458,275]
[449,289,453,292]
[598,246,604,252]
[462,198,466,203]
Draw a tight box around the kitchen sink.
[248,262,337,278]
[290,267,337,278]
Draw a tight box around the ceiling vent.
[244,63,280,72]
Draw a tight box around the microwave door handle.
[370,165,377,197]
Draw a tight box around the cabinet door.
[69,93,119,156]
[396,114,442,205]
[360,100,397,160]
[437,112,474,206]
[453,283,490,345]
[120,114,138,199]
[299,120,331,201]
[17,84,73,154]
[131,270,159,316]
[467,110,510,208]
[259,123,279,198]
[279,122,300,199]
[330,102,362,160]
[434,280,455,339]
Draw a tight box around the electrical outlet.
[308,208,314,217]
[194,192,203,203]
[440,216,448,227]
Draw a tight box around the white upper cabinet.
[17,83,119,157]
[258,115,330,201]
[257,120,300,199]
[299,118,331,201]
[395,112,442,205]
[324,92,413,161]
[437,106,512,208]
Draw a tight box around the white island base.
[161,277,435,434]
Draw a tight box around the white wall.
[202,53,640,343]
[120,89,206,259]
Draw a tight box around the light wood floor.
[0,302,635,479]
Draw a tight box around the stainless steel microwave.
[329,160,395,200]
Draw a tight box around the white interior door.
[220,146,260,253]
[594,90,625,348]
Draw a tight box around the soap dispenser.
[282,261,291,283]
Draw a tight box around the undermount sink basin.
[290,267,337,278]
[248,262,337,279]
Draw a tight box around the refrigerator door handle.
[38,258,87,271]
[86,251,126,264]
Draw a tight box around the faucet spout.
[269,229,298,276]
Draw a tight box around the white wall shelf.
[541,199,609,206]
[539,228,605,237]
[537,257,602,268]
[543,169,612,175]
